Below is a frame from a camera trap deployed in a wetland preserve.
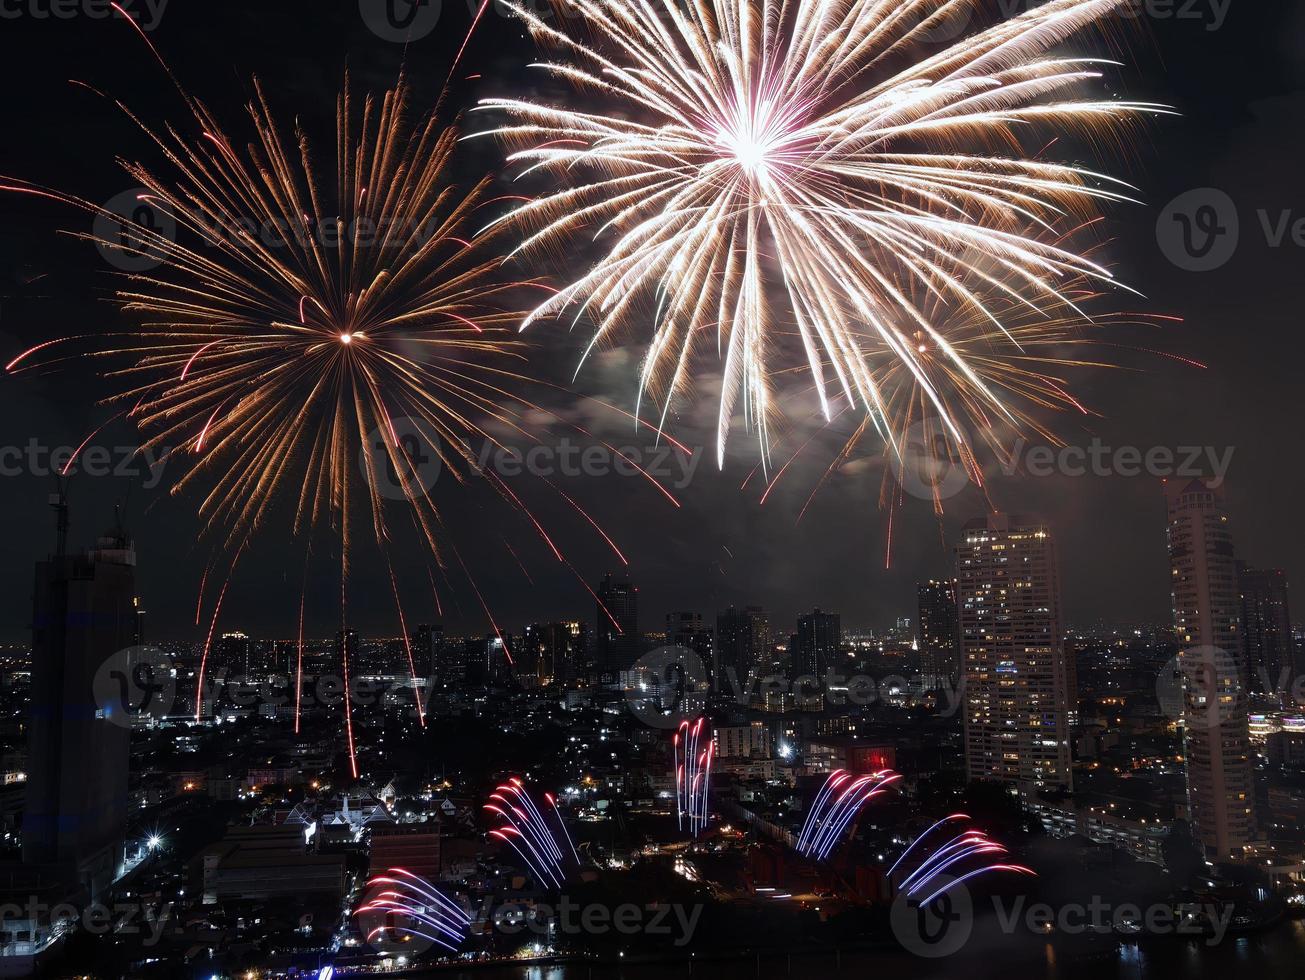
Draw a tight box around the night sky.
[1,1,1303,642]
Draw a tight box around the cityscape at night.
[0,2,1302,979]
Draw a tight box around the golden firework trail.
[475,0,1170,470]
[3,24,638,777]
[755,224,1186,524]
[732,220,1194,573]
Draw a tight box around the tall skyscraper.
[25,500,135,897]
[522,621,587,686]
[1166,479,1255,858]
[794,609,841,679]
[957,514,1073,793]
[595,573,639,680]
[413,624,444,682]
[665,611,715,681]
[716,606,770,686]
[917,579,960,688]
[1238,564,1297,694]
[218,631,253,677]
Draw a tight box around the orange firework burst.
[2,61,577,777]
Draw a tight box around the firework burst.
[674,718,714,837]
[478,0,1167,469]
[888,814,1034,905]
[1,17,639,777]
[763,226,1186,521]
[484,777,579,887]
[356,868,470,953]
[796,769,901,861]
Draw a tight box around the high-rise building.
[485,634,515,686]
[957,514,1073,793]
[522,621,587,686]
[716,606,770,687]
[794,609,841,679]
[595,573,640,681]
[917,580,960,689]
[1166,479,1255,858]
[1238,564,1297,694]
[665,612,715,681]
[24,500,136,897]
[218,631,253,677]
[413,624,444,682]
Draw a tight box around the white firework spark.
[476,0,1168,469]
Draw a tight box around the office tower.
[665,612,715,681]
[485,635,515,686]
[413,624,444,682]
[956,514,1073,793]
[1166,479,1255,858]
[1238,564,1297,693]
[794,609,841,679]
[716,606,770,687]
[595,573,640,680]
[522,621,586,686]
[917,579,960,689]
[24,499,135,897]
[219,631,252,677]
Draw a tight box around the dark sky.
[0,0,1302,642]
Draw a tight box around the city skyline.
[0,3,1303,978]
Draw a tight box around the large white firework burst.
[477,0,1167,468]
